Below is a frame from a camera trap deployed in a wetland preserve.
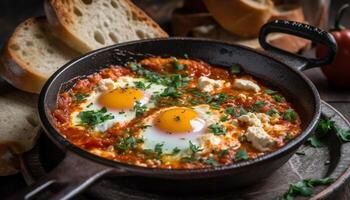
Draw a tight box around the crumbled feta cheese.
[238,112,262,127]
[199,133,222,146]
[256,113,270,123]
[98,78,115,92]
[237,93,247,101]
[198,76,225,93]
[233,79,261,92]
[245,126,275,151]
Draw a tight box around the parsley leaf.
[273,94,285,103]
[172,58,186,71]
[189,141,202,154]
[160,87,182,98]
[280,178,334,200]
[225,107,235,115]
[78,107,114,127]
[252,100,267,112]
[154,143,164,157]
[134,81,150,90]
[230,64,241,74]
[266,108,279,116]
[283,109,297,122]
[235,149,249,161]
[133,101,147,117]
[265,89,278,95]
[219,149,229,159]
[204,157,219,166]
[337,128,350,142]
[74,93,89,103]
[172,147,181,155]
[208,123,226,135]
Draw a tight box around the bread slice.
[44,0,169,53]
[0,80,40,175]
[0,17,80,93]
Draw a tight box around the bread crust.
[0,18,48,94]
[44,0,169,53]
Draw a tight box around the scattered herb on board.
[280,177,334,200]
[235,149,249,161]
[78,107,114,127]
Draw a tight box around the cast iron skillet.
[13,20,337,200]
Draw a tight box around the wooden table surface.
[0,0,349,199]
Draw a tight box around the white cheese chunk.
[198,76,225,93]
[238,112,262,127]
[246,126,275,151]
[233,79,261,92]
[98,78,115,92]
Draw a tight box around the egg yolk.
[98,88,144,109]
[155,107,200,133]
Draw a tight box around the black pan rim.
[38,37,321,177]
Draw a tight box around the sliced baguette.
[0,17,80,93]
[44,0,169,53]
[0,80,40,175]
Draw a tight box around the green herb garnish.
[283,109,297,122]
[172,147,181,155]
[230,64,241,74]
[172,58,186,71]
[219,149,229,159]
[133,101,147,117]
[265,89,278,95]
[235,149,249,161]
[208,123,226,135]
[189,141,202,154]
[273,94,285,103]
[266,108,279,116]
[77,107,114,127]
[204,157,219,166]
[252,100,267,112]
[280,178,334,200]
[74,93,89,103]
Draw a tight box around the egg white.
[140,105,222,154]
[71,76,166,132]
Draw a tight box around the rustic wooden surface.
[0,0,349,198]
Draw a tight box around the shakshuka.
[52,57,302,169]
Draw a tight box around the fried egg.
[71,76,166,132]
[140,105,223,154]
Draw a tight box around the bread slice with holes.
[44,0,169,53]
[0,17,80,93]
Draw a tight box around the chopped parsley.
[172,58,186,71]
[208,123,226,135]
[283,109,297,122]
[220,115,229,122]
[115,136,143,152]
[219,149,229,159]
[77,107,114,127]
[160,87,182,98]
[154,143,164,157]
[74,93,89,103]
[283,133,293,142]
[230,64,241,74]
[134,81,150,90]
[204,157,219,166]
[172,147,181,155]
[189,141,202,154]
[266,108,279,116]
[273,94,285,103]
[265,89,278,95]
[235,149,249,161]
[252,100,267,112]
[280,178,334,200]
[225,107,235,115]
[133,101,147,117]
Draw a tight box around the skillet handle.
[259,20,337,71]
[9,152,115,200]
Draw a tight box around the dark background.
[0,0,349,198]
